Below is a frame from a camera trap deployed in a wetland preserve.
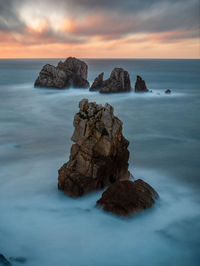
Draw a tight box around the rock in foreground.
[97,179,158,216]
[34,57,89,89]
[58,99,130,197]
[135,75,148,92]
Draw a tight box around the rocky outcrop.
[100,68,131,93]
[58,99,130,197]
[89,72,104,91]
[165,89,171,94]
[97,179,159,217]
[135,75,148,92]
[34,64,67,89]
[34,57,89,89]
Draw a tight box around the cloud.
[0,0,25,31]
[0,0,199,47]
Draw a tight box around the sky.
[0,0,199,58]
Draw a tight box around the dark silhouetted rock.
[34,57,89,89]
[57,57,88,80]
[0,254,11,266]
[58,99,130,197]
[135,75,148,92]
[34,64,67,89]
[97,179,159,216]
[165,89,171,94]
[100,68,131,93]
[89,72,104,91]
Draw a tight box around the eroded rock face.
[94,68,131,93]
[135,75,148,92]
[97,179,159,216]
[58,99,130,197]
[89,72,104,91]
[34,57,89,89]
[89,68,131,93]
[34,64,67,89]
[57,57,88,80]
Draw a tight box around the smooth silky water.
[0,59,200,266]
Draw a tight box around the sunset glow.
[0,0,199,58]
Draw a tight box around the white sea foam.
[0,59,200,266]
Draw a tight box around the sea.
[0,59,200,266]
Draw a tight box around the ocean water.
[0,59,200,266]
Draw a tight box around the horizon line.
[0,57,199,60]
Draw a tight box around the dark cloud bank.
[0,0,199,43]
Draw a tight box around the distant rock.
[97,179,159,216]
[135,75,148,92]
[100,68,131,93]
[34,64,67,89]
[89,72,104,91]
[9,257,26,263]
[57,57,88,80]
[0,254,11,266]
[34,57,89,89]
[165,89,171,94]
[58,99,130,197]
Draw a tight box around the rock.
[135,75,148,92]
[34,64,67,89]
[57,57,88,80]
[0,254,11,266]
[100,68,131,93]
[89,73,104,91]
[58,99,130,197]
[165,89,171,94]
[97,179,159,217]
[34,57,89,89]
[9,257,26,263]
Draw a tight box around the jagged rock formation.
[34,57,89,89]
[89,68,131,93]
[89,72,104,91]
[58,99,130,197]
[97,179,159,216]
[135,75,148,92]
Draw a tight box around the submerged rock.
[165,89,171,94]
[9,257,26,263]
[97,179,159,217]
[58,99,130,197]
[135,75,148,92]
[0,254,11,266]
[99,68,131,93]
[34,57,89,89]
[89,72,104,91]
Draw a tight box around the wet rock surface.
[100,68,131,93]
[89,72,104,91]
[34,57,89,89]
[58,99,130,197]
[135,75,148,92]
[97,179,159,216]
[89,68,131,93]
